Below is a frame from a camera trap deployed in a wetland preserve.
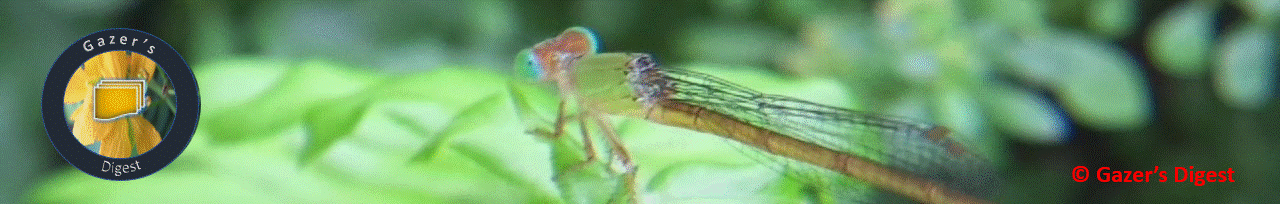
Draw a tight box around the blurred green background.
[2,0,1278,203]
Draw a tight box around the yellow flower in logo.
[64,51,162,158]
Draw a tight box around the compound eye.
[513,49,545,81]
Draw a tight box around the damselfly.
[514,27,998,204]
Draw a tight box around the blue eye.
[526,54,544,79]
[513,49,545,81]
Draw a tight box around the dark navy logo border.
[42,28,199,181]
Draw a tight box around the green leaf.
[1234,0,1280,21]
[1052,35,1153,131]
[203,59,381,144]
[785,17,898,85]
[299,94,375,166]
[982,83,1069,144]
[408,94,506,164]
[1088,0,1137,37]
[1007,36,1069,88]
[552,156,618,204]
[507,81,556,134]
[1214,23,1277,110]
[536,120,624,204]
[1148,1,1218,78]
[370,68,509,108]
[32,131,441,203]
[878,0,966,46]
[645,163,809,203]
[451,142,559,203]
[509,86,628,203]
[976,0,1049,36]
[933,84,987,140]
[194,57,290,110]
[933,84,1008,165]
[386,111,433,138]
[510,90,632,204]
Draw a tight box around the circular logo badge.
[42,28,199,180]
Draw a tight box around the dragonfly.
[514,27,997,204]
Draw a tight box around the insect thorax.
[625,54,670,110]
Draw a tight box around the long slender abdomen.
[640,100,989,204]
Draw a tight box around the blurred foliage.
[2,0,1278,203]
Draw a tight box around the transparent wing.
[658,68,998,198]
